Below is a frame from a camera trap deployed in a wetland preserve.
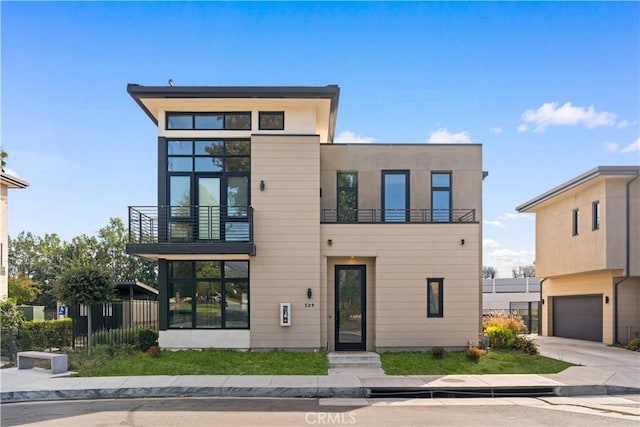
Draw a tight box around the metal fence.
[70,300,158,348]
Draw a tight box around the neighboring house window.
[259,111,284,130]
[592,201,600,230]
[103,303,113,317]
[337,171,358,222]
[166,112,251,130]
[167,139,250,241]
[382,170,409,222]
[168,260,249,329]
[80,304,89,317]
[431,172,451,222]
[427,278,444,318]
[572,208,580,236]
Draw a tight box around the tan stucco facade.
[128,84,484,350]
[518,167,640,344]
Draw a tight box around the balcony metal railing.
[320,208,476,224]
[128,205,254,244]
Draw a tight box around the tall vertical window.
[572,208,580,236]
[337,171,358,222]
[427,278,444,318]
[431,172,451,222]
[382,170,409,222]
[592,201,600,230]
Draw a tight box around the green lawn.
[67,347,573,377]
[380,349,574,375]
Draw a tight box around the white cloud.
[617,120,634,129]
[497,212,534,221]
[620,138,640,153]
[484,219,506,228]
[604,142,620,152]
[517,124,529,133]
[334,130,375,144]
[520,102,617,132]
[483,239,501,248]
[489,127,503,134]
[484,248,536,278]
[427,128,476,144]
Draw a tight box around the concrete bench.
[17,351,68,374]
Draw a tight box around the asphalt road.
[2,396,639,427]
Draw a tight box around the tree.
[0,298,25,363]
[54,267,114,355]
[1,149,7,170]
[512,265,536,278]
[8,274,41,305]
[483,266,498,279]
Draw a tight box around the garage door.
[553,295,602,342]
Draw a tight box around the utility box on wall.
[280,303,291,326]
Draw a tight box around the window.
[431,172,451,222]
[166,112,251,130]
[382,170,409,222]
[168,260,249,329]
[427,278,444,318]
[259,111,284,130]
[337,171,358,222]
[103,303,113,317]
[572,209,580,236]
[592,201,600,230]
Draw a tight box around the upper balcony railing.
[320,208,476,224]
[128,205,254,244]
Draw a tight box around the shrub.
[625,338,640,352]
[513,335,539,355]
[147,345,162,358]
[18,319,72,351]
[486,326,516,349]
[136,328,158,352]
[483,311,525,335]
[466,346,485,361]
[431,346,445,359]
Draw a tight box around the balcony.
[320,208,476,224]
[127,205,255,258]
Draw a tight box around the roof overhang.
[516,165,640,213]
[127,84,340,142]
[0,171,29,189]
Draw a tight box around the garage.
[553,295,603,342]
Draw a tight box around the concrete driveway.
[534,335,640,389]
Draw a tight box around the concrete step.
[328,352,382,369]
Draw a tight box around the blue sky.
[2,2,638,277]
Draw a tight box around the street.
[2,396,639,427]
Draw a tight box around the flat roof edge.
[0,171,29,188]
[126,84,340,99]
[516,165,640,212]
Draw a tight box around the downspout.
[539,277,546,336]
[614,172,640,343]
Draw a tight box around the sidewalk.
[2,365,638,403]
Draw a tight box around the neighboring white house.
[1,169,29,298]
[483,277,541,333]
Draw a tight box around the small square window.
[259,112,284,130]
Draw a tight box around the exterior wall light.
[327,239,333,245]
[260,180,265,191]
[460,239,465,246]
[307,288,312,299]
[605,295,609,304]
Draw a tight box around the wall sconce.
[605,295,609,304]
[327,239,333,246]
[307,288,312,299]
[260,180,265,191]
[460,239,465,246]
[541,298,545,305]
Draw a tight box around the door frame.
[334,265,366,351]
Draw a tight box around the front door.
[335,265,366,351]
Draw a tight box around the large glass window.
[337,171,358,223]
[259,111,284,130]
[166,112,251,130]
[431,172,451,222]
[168,260,249,329]
[382,171,409,222]
[427,278,444,318]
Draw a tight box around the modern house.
[126,84,486,351]
[517,166,640,344]
[1,169,29,298]
[482,277,540,333]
